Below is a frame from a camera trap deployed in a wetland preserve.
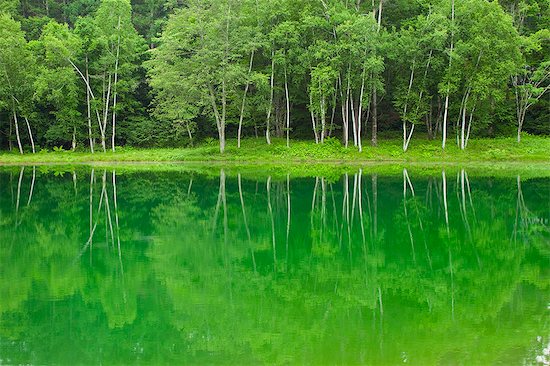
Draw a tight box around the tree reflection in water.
[0,167,547,365]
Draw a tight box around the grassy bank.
[0,135,549,165]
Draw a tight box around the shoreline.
[0,137,549,167]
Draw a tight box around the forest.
[0,0,548,154]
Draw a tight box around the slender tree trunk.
[442,0,455,150]
[208,85,225,153]
[284,62,290,148]
[220,79,227,153]
[72,126,77,151]
[101,73,112,153]
[68,58,103,149]
[24,117,35,153]
[351,91,357,147]
[12,104,23,154]
[371,86,378,146]
[266,49,275,145]
[111,15,121,153]
[464,105,475,148]
[320,95,326,143]
[329,97,336,137]
[357,68,366,152]
[238,50,255,148]
[402,61,416,152]
[86,56,94,153]
[8,117,12,152]
[460,91,470,150]
[310,92,319,143]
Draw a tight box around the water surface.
[0,167,548,365]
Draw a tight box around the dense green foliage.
[0,0,548,153]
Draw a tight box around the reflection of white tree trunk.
[403,168,416,262]
[329,183,340,239]
[321,178,326,243]
[187,177,193,197]
[457,169,472,240]
[78,171,108,260]
[27,166,36,207]
[15,167,24,226]
[238,173,256,272]
[267,176,277,271]
[357,170,366,247]
[311,177,319,232]
[372,175,378,240]
[342,173,351,259]
[89,169,95,264]
[102,171,115,250]
[221,170,227,248]
[286,174,291,270]
[449,247,455,320]
[442,170,450,236]
[113,171,124,275]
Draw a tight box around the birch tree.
[147,0,248,153]
[0,14,37,154]
[450,0,521,150]
[512,29,550,142]
[95,0,144,152]
[393,12,447,151]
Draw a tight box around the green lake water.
[0,167,548,365]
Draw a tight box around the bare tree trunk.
[68,58,103,150]
[402,61,416,152]
[266,49,275,145]
[238,50,255,148]
[442,0,455,150]
[320,95,326,143]
[309,92,319,143]
[460,91,469,150]
[371,86,378,146]
[86,57,94,153]
[71,126,77,151]
[351,91,357,147]
[8,116,12,152]
[357,68,366,152]
[208,84,226,154]
[220,79,227,153]
[111,15,122,153]
[284,62,290,148]
[103,73,112,153]
[24,116,35,153]
[12,105,23,154]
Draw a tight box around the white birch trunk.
[238,50,255,148]
[24,116,35,153]
[111,15,121,152]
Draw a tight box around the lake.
[0,166,548,365]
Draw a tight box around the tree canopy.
[0,0,548,152]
